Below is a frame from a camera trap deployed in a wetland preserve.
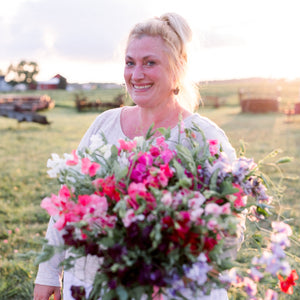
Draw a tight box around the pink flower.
[265,289,278,300]
[243,277,257,297]
[66,150,79,165]
[272,221,292,236]
[156,136,168,150]
[59,185,71,199]
[249,267,264,282]
[161,191,173,206]
[160,149,174,164]
[123,209,136,227]
[208,140,219,156]
[221,202,231,215]
[41,195,60,215]
[230,183,246,208]
[207,219,218,230]
[81,157,100,176]
[118,139,137,152]
[188,191,206,209]
[205,202,231,216]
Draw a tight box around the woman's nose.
[132,65,145,80]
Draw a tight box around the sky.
[1,0,300,84]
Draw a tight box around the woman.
[34,12,241,300]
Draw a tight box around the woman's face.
[124,35,175,108]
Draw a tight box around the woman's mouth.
[132,84,152,90]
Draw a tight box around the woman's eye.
[146,61,155,66]
[126,61,134,67]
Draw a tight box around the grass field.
[0,79,300,299]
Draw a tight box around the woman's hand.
[33,284,61,300]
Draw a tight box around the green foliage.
[6,60,39,86]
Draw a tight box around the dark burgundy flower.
[70,285,86,300]
[107,244,127,263]
[108,279,117,289]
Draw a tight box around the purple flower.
[232,157,256,183]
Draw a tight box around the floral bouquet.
[39,123,298,300]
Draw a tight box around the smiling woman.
[33,12,240,300]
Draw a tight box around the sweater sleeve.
[35,217,65,287]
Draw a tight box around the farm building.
[37,74,67,90]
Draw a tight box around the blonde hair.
[126,12,200,112]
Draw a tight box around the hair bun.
[159,13,192,45]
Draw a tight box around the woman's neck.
[121,102,192,139]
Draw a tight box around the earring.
[174,87,180,95]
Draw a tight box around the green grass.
[0,80,300,299]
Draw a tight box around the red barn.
[37,74,67,90]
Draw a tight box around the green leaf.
[110,144,118,158]
[203,189,220,199]
[112,160,128,181]
[34,243,55,265]
[116,286,129,300]
[220,179,238,196]
[157,127,171,139]
[256,205,271,217]
[145,123,155,140]
[172,159,185,179]
[209,168,219,191]
[176,144,197,174]
[276,156,293,164]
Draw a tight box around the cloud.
[2,0,149,62]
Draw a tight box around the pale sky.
[1,0,300,83]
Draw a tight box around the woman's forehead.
[126,35,169,58]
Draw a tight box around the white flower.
[89,134,105,152]
[46,153,68,178]
[133,136,145,147]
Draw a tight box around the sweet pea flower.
[81,157,100,177]
[207,139,219,156]
[47,153,69,178]
[205,202,231,216]
[243,277,257,297]
[265,289,278,300]
[66,150,79,166]
[122,209,145,228]
[118,139,137,152]
[188,191,206,209]
[123,209,137,228]
[272,221,292,236]
[278,269,299,294]
[228,183,247,209]
[161,191,173,207]
[207,218,218,230]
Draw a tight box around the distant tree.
[6,60,39,86]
